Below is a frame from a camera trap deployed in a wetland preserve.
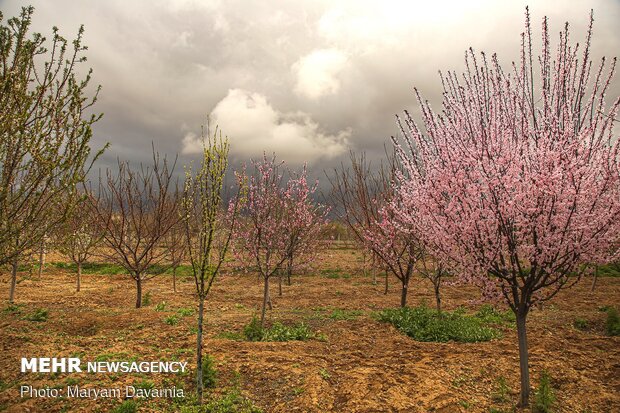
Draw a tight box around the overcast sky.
[2,0,619,182]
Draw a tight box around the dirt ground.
[0,248,618,413]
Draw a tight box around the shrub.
[23,308,48,322]
[606,307,620,336]
[376,305,501,343]
[111,400,137,413]
[533,370,555,413]
[202,354,218,389]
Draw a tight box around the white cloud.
[293,48,348,99]
[182,89,350,163]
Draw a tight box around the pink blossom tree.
[279,165,328,292]
[234,155,326,327]
[392,9,620,406]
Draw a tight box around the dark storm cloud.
[2,0,619,183]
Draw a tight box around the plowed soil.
[1,248,619,412]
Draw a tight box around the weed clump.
[573,317,588,331]
[142,291,152,306]
[202,354,217,389]
[605,307,620,336]
[376,304,502,342]
[242,315,317,342]
[533,370,555,413]
[23,308,48,322]
[111,400,137,413]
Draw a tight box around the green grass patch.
[474,305,515,325]
[215,331,244,341]
[52,262,196,277]
[376,304,502,342]
[52,262,127,275]
[329,309,363,320]
[319,269,351,279]
[595,263,620,277]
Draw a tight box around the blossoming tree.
[235,155,326,327]
[392,9,620,406]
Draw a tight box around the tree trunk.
[196,296,205,404]
[400,280,408,307]
[76,261,82,292]
[173,266,177,293]
[434,282,441,313]
[286,256,292,286]
[384,270,389,295]
[37,239,45,278]
[278,270,283,297]
[260,276,270,328]
[590,266,598,292]
[9,259,18,303]
[516,311,531,407]
[135,277,143,308]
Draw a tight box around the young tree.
[234,155,321,327]
[278,165,327,293]
[164,219,186,293]
[0,7,103,278]
[89,152,179,308]
[180,127,240,404]
[56,192,102,292]
[392,9,620,406]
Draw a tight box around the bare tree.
[56,192,103,292]
[89,151,179,308]
[328,151,423,307]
